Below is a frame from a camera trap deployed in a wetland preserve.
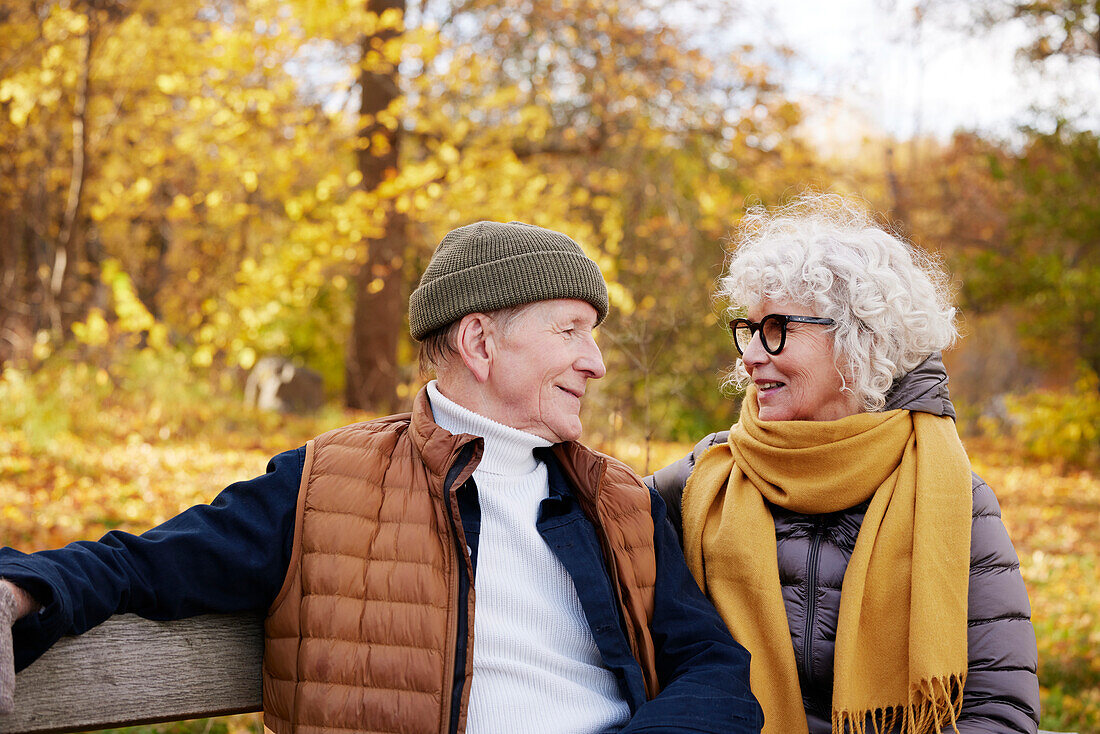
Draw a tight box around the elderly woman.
[648,195,1040,734]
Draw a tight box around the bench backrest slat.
[1,613,263,734]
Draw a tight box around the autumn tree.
[0,0,116,355]
[286,0,408,412]
[0,0,358,376]
[959,125,1100,378]
[913,0,1100,386]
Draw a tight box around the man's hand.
[0,580,41,714]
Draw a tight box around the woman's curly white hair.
[718,193,959,412]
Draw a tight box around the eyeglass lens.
[733,315,786,354]
[732,323,755,353]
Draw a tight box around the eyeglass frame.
[729,314,836,356]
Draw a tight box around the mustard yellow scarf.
[682,388,972,734]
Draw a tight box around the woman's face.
[740,298,861,422]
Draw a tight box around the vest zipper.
[801,518,826,682]
[440,444,480,734]
[441,495,462,734]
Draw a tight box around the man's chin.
[552,421,583,443]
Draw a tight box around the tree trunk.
[345,0,407,413]
[51,16,96,332]
[884,144,909,224]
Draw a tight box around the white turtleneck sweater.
[426,381,631,734]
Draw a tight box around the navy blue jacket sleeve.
[620,490,763,733]
[0,447,304,671]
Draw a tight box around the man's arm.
[0,446,303,698]
[619,490,763,734]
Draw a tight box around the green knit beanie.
[409,221,609,341]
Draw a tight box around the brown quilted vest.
[262,388,659,734]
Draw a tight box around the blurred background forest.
[1,0,1098,731]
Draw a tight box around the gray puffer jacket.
[646,354,1040,734]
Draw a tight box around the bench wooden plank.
[0,613,264,734]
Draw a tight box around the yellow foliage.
[71,309,110,347]
[1002,370,1100,469]
[0,78,35,127]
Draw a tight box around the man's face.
[485,299,606,442]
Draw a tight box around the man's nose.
[581,336,606,379]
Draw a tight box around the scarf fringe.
[831,673,965,734]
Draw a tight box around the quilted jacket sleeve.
[957,473,1040,734]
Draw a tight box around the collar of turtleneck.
[426,380,552,477]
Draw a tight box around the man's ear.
[455,312,496,383]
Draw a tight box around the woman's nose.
[740,330,769,368]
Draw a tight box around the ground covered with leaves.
[0,363,1096,733]
[968,442,1100,733]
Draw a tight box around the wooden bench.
[0,614,1072,734]
[0,613,263,734]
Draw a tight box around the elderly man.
[0,222,762,733]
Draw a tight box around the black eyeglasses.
[729,314,835,356]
